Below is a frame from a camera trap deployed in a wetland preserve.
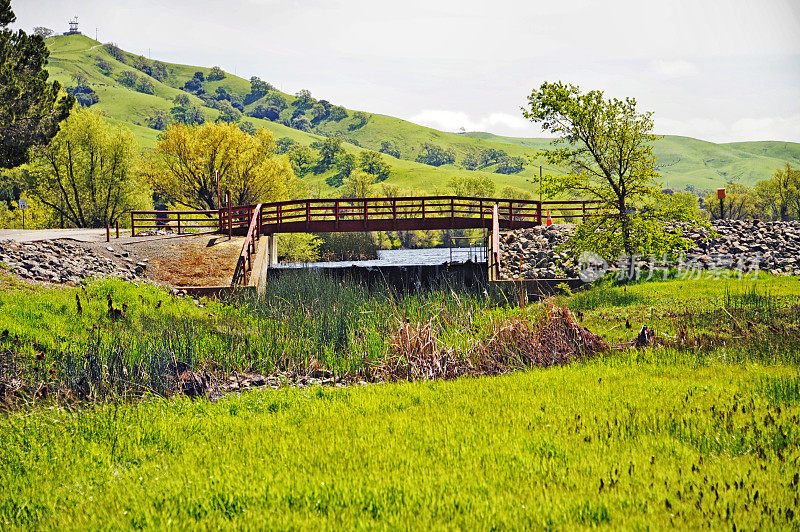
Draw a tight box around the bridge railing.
[258,196,602,230]
[231,203,263,286]
[130,209,220,236]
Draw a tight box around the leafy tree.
[379,141,400,158]
[145,122,297,209]
[291,115,312,132]
[292,89,314,110]
[287,145,316,177]
[245,76,271,105]
[275,137,296,154]
[65,85,99,107]
[523,81,698,258]
[329,105,348,121]
[32,27,53,39]
[132,55,152,77]
[170,95,205,126]
[238,120,256,135]
[348,111,369,131]
[758,163,800,221]
[416,143,455,167]
[500,185,533,200]
[447,175,495,197]
[215,86,232,101]
[0,3,73,168]
[341,169,374,198]
[310,102,329,123]
[105,43,125,63]
[358,151,391,182]
[462,151,480,170]
[327,152,355,187]
[315,137,343,173]
[213,100,241,123]
[137,76,155,95]
[207,66,226,81]
[26,108,149,227]
[264,93,287,110]
[702,183,757,220]
[152,61,169,82]
[193,71,205,82]
[182,77,203,93]
[495,156,525,174]
[119,70,138,88]
[95,56,112,75]
[145,109,170,131]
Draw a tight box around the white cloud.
[730,115,800,142]
[651,59,699,78]
[409,110,531,133]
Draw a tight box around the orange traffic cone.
[546,210,553,227]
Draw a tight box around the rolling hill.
[44,34,800,196]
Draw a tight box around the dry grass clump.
[373,305,609,382]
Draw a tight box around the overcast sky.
[12,0,800,142]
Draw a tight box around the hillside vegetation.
[45,34,800,195]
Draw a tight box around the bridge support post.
[267,234,278,266]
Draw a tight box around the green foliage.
[358,151,391,182]
[25,108,149,227]
[275,136,296,155]
[145,109,171,131]
[0,8,73,168]
[287,145,316,177]
[447,174,495,197]
[525,82,701,257]
[341,169,375,197]
[416,143,456,167]
[495,155,525,174]
[315,137,343,173]
[65,84,99,107]
[348,110,369,131]
[277,233,321,262]
[207,65,226,81]
[118,70,138,88]
[379,140,401,158]
[137,76,155,95]
[170,94,205,126]
[104,43,125,62]
[703,182,757,220]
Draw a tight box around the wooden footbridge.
[130,196,600,287]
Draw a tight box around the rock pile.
[0,239,145,284]
[676,219,800,276]
[499,219,800,280]
[498,225,576,280]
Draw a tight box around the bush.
[416,143,455,167]
[145,109,170,131]
[137,77,156,95]
[119,70,138,88]
[105,43,125,63]
[495,156,525,174]
[65,85,99,107]
[207,66,226,81]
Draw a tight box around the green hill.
[45,34,800,195]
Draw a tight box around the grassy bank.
[0,271,799,527]
[1,358,798,529]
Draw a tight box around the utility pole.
[539,165,543,203]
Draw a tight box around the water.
[275,247,487,269]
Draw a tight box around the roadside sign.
[18,199,27,210]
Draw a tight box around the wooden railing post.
[364,199,368,228]
[335,200,340,229]
[177,212,181,235]
[582,201,587,223]
[226,190,232,239]
[131,211,135,236]
[421,198,426,220]
[537,202,542,226]
[306,200,311,230]
[116,221,119,239]
[392,199,397,227]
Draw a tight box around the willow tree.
[145,122,300,210]
[523,82,695,259]
[26,108,149,227]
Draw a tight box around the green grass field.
[0,270,799,528]
[44,35,800,195]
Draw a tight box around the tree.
[315,137,343,173]
[290,115,312,132]
[287,145,316,177]
[327,152,355,187]
[96,56,112,75]
[207,66,226,81]
[500,185,532,200]
[358,151,391,181]
[348,111,368,131]
[275,137,296,154]
[264,93,287,111]
[523,81,697,258]
[292,89,314,110]
[341,169,374,198]
[495,156,525,174]
[26,108,149,227]
[379,141,401,158]
[171,95,205,125]
[703,183,757,220]
[66,85,99,107]
[760,163,800,221]
[447,175,495,197]
[105,43,125,63]
[245,76,271,104]
[329,105,348,121]
[146,109,170,131]
[144,122,298,209]
[137,76,155,95]
[0,2,73,168]
[32,27,53,39]
[416,143,455,167]
[119,70,138,88]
